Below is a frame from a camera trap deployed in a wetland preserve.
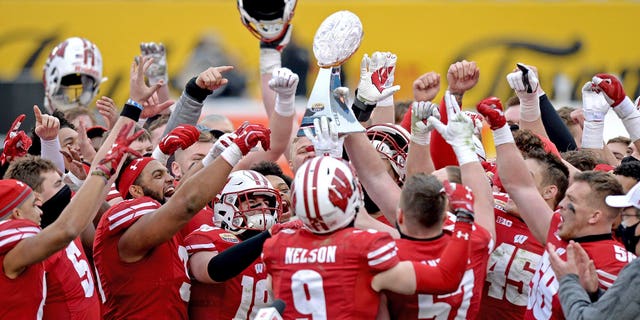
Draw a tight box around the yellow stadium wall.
[1,0,639,159]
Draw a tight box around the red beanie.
[0,179,34,220]
[117,157,154,198]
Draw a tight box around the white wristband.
[410,131,430,146]
[519,94,541,122]
[274,94,296,117]
[151,146,170,165]
[492,125,515,146]
[613,96,636,120]
[64,171,84,188]
[621,110,640,142]
[454,146,479,166]
[581,121,605,149]
[377,95,394,108]
[220,144,243,167]
[260,48,281,75]
[40,138,65,173]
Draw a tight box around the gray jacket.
[559,258,640,320]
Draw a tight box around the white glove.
[506,63,540,122]
[269,67,299,117]
[581,81,609,122]
[410,101,440,145]
[202,132,236,166]
[140,42,168,85]
[356,53,401,105]
[303,116,344,158]
[428,91,477,165]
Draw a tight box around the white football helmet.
[214,170,281,235]
[43,37,104,113]
[366,123,410,185]
[292,156,363,234]
[237,0,297,42]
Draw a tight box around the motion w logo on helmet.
[328,167,354,213]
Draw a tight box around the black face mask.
[40,185,72,228]
[615,221,640,254]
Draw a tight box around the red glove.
[476,97,506,130]
[270,219,304,235]
[158,125,200,155]
[592,73,626,107]
[443,180,474,212]
[1,114,32,165]
[232,122,271,155]
[98,122,144,177]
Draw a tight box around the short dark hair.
[251,161,292,187]
[514,129,545,156]
[399,174,447,228]
[613,161,640,181]
[562,150,602,172]
[607,136,632,146]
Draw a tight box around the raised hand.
[140,92,174,119]
[33,105,60,141]
[303,116,343,158]
[196,66,234,91]
[357,52,401,104]
[410,101,440,145]
[96,96,119,130]
[428,91,477,165]
[216,122,271,167]
[413,72,441,102]
[507,63,539,94]
[61,146,87,180]
[476,97,506,130]
[158,125,200,155]
[447,60,480,96]
[268,67,299,116]
[140,42,168,86]
[581,81,609,122]
[1,114,32,165]
[443,180,475,224]
[97,122,143,178]
[130,56,165,104]
[592,73,627,107]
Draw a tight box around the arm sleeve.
[413,222,472,294]
[207,230,270,282]
[559,262,640,320]
[40,138,65,173]
[162,77,213,136]
[539,94,578,152]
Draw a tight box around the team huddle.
[2,0,640,319]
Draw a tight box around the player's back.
[263,227,399,320]
[479,194,544,320]
[386,224,492,320]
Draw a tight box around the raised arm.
[369,51,398,125]
[429,91,496,239]
[507,63,549,140]
[4,123,138,279]
[118,123,271,262]
[235,67,298,170]
[477,97,553,243]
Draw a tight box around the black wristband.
[120,104,142,122]
[185,77,214,103]
[352,90,377,122]
[207,230,271,282]
[454,208,475,224]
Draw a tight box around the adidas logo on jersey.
[514,234,528,244]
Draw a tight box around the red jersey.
[479,193,544,320]
[185,225,270,319]
[43,237,100,319]
[262,227,400,320]
[386,224,492,320]
[0,219,45,319]
[525,212,636,320]
[179,207,214,241]
[94,196,191,320]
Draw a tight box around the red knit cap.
[117,157,155,198]
[0,179,34,220]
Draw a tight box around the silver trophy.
[297,10,365,137]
